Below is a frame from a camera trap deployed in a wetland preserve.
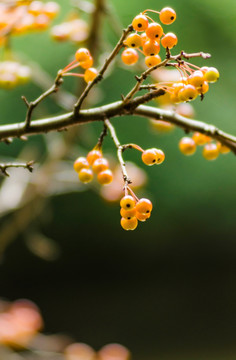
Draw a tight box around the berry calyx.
[179,137,196,155]
[120,195,136,210]
[120,216,138,231]
[78,168,93,183]
[159,7,176,25]
[132,14,149,32]
[121,48,139,65]
[135,198,153,214]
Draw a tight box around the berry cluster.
[60,47,98,84]
[120,194,153,231]
[0,61,31,88]
[74,149,113,185]
[0,1,60,40]
[51,17,88,44]
[121,7,177,67]
[179,133,230,160]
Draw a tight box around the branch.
[0,161,34,176]
[0,95,235,153]
[73,24,133,113]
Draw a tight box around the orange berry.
[125,33,142,48]
[192,132,211,146]
[178,84,198,102]
[121,216,138,231]
[150,119,174,132]
[73,156,90,172]
[153,148,165,164]
[121,48,139,65]
[120,207,137,219]
[135,198,152,214]
[132,14,149,31]
[75,48,91,62]
[92,158,109,174]
[175,103,195,118]
[84,68,98,83]
[203,67,219,83]
[120,195,136,210]
[97,169,113,185]
[159,7,176,25]
[179,137,196,155]
[145,54,161,67]
[143,40,160,56]
[142,149,157,166]
[136,211,151,222]
[188,70,204,88]
[202,143,219,160]
[87,149,102,165]
[217,142,230,154]
[161,32,178,49]
[79,56,93,69]
[199,81,209,94]
[78,168,93,183]
[145,22,163,40]
[43,2,60,19]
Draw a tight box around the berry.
[150,119,174,132]
[92,158,109,174]
[78,168,93,183]
[132,14,149,32]
[145,22,163,40]
[75,48,91,62]
[192,132,211,146]
[73,156,90,172]
[153,148,165,164]
[145,55,161,67]
[179,137,196,155]
[120,207,137,219]
[188,70,204,88]
[142,149,158,166]
[135,198,153,214]
[217,142,230,154]
[159,7,176,25]
[203,67,219,83]
[198,81,209,94]
[143,40,160,56]
[43,2,60,19]
[161,32,178,49]
[84,68,98,83]
[120,195,136,210]
[202,143,219,160]
[121,216,138,231]
[125,33,142,48]
[121,48,139,65]
[136,211,151,222]
[97,169,113,185]
[178,84,198,102]
[87,149,102,165]
[79,56,93,69]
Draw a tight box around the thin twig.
[104,118,131,185]
[0,161,34,176]
[73,24,133,113]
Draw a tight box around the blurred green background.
[0,0,236,359]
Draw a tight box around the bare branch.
[0,161,34,176]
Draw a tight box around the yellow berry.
[73,156,90,172]
[135,198,152,214]
[121,216,138,231]
[179,137,196,155]
[202,143,219,160]
[97,169,113,185]
[78,168,93,183]
[84,67,98,83]
[120,195,136,210]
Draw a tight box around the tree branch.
[0,161,34,176]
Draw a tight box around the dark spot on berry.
[170,16,174,20]
[146,210,150,213]
[155,34,159,38]
[131,43,135,47]
[189,97,193,100]
[150,53,154,56]
[127,217,131,220]
[138,23,142,28]
[152,159,156,162]
[127,204,130,208]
